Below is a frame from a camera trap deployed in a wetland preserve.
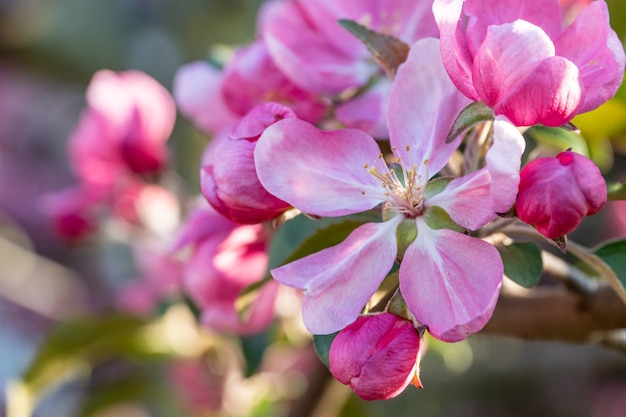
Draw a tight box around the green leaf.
[594,239,626,290]
[270,214,375,269]
[240,328,273,377]
[608,180,626,201]
[313,332,339,368]
[497,242,543,288]
[523,125,589,156]
[338,19,410,76]
[446,101,494,143]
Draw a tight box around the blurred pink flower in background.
[434,0,625,126]
[69,69,176,195]
[171,203,277,335]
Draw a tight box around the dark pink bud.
[329,313,422,401]
[516,150,607,238]
[201,102,295,224]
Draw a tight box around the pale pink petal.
[271,218,401,334]
[173,61,239,134]
[400,223,502,342]
[425,168,495,230]
[433,0,479,100]
[335,79,391,139]
[263,1,373,94]
[462,0,562,55]
[494,56,582,126]
[388,38,472,177]
[255,118,384,217]
[556,0,626,114]
[472,20,556,109]
[487,116,525,213]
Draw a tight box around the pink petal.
[472,20,556,109]
[487,116,525,213]
[254,118,384,217]
[400,223,502,342]
[425,168,495,231]
[388,38,472,178]
[494,56,582,127]
[556,0,626,114]
[462,0,562,54]
[335,79,391,139]
[173,61,239,134]
[263,1,373,94]
[271,218,401,334]
[433,0,479,100]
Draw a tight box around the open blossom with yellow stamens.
[254,39,524,342]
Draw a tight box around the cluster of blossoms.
[50,0,623,403]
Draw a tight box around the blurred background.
[1,1,626,416]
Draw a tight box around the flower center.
[365,146,427,218]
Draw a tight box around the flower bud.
[516,150,607,238]
[201,102,295,224]
[329,313,422,401]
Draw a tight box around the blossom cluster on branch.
[42,0,626,405]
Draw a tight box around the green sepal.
[422,206,464,232]
[424,177,453,199]
[396,218,418,262]
[446,101,494,143]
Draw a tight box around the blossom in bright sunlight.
[255,39,512,342]
[433,0,625,127]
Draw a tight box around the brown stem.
[482,284,626,342]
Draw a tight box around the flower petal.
[433,0,479,100]
[255,118,384,217]
[556,0,626,114]
[472,20,556,109]
[400,223,502,342]
[271,218,401,334]
[494,56,582,127]
[487,116,525,213]
[425,168,495,230]
[388,38,472,177]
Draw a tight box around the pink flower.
[40,186,99,243]
[255,39,509,342]
[515,150,607,238]
[433,0,625,127]
[329,313,422,401]
[201,102,295,224]
[172,203,278,335]
[262,0,438,94]
[261,0,438,136]
[69,70,176,191]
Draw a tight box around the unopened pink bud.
[329,313,421,401]
[516,150,607,238]
[201,102,294,224]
